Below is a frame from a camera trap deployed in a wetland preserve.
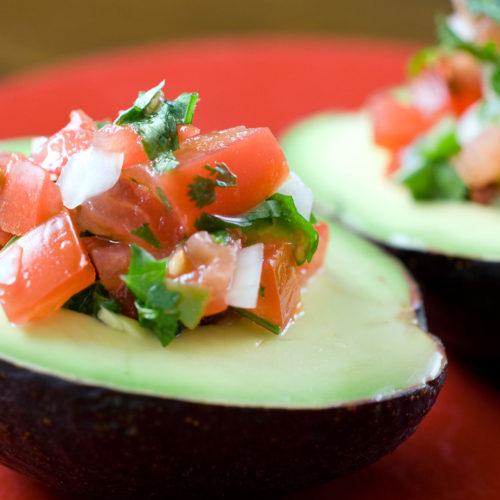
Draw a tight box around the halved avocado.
[281,111,500,368]
[0,211,445,497]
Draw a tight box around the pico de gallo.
[368,0,500,204]
[0,82,328,346]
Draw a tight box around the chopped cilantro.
[115,81,199,174]
[396,117,468,201]
[195,193,319,265]
[156,186,173,212]
[210,229,231,245]
[188,163,237,208]
[64,282,120,317]
[259,286,266,298]
[131,222,161,249]
[2,235,20,249]
[465,0,500,24]
[235,308,281,335]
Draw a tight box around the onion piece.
[447,13,476,42]
[56,147,123,209]
[226,243,264,309]
[276,172,313,220]
[457,102,483,146]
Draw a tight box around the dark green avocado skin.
[379,242,500,376]
[0,356,445,499]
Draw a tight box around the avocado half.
[0,166,445,498]
[281,112,500,368]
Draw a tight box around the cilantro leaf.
[131,222,161,249]
[188,163,237,208]
[235,308,281,335]
[466,0,500,24]
[156,186,173,212]
[396,117,468,201]
[115,82,199,174]
[195,193,319,265]
[437,16,500,63]
[64,282,121,317]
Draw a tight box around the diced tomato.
[386,152,401,177]
[0,155,63,235]
[368,91,442,151]
[173,231,240,316]
[30,110,97,176]
[0,212,95,324]
[298,222,329,285]
[160,126,290,234]
[93,124,149,168]
[76,168,184,254]
[249,242,300,329]
[177,124,201,145]
[0,229,13,247]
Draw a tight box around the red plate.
[0,38,499,500]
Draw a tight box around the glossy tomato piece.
[298,221,329,285]
[0,212,95,324]
[249,241,300,329]
[173,231,240,316]
[160,126,290,233]
[93,124,149,168]
[0,155,63,235]
[0,230,13,247]
[76,168,184,254]
[30,109,97,176]
[368,91,441,151]
[177,124,201,145]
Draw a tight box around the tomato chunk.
[0,155,63,235]
[160,126,290,233]
[30,110,97,176]
[93,124,149,168]
[0,213,95,324]
[249,242,300,329]
[177,124,201,145]
[76,168,184,254]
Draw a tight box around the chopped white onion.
[226,243,264,309]
[0,245,22,285]
[457,103,483,146]
[31,136,48,154]
[447,13,476,42]
[56,147,123,209]
[276,172,313,220]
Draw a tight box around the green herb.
[2,235,19,249]
[465,0,500,24]
[437,16,500,63]
[95,120,110,130]
[235,308,281,335]
[122,245,180,346]
[115,81,199,174]
[195,193,319,265]
[396,117,468,201]
[131,222,161,249]
[210,229,231,245]
[259,286,266,298]
[64,282,121,317]
[408,46,441,77]
[188,163,237,208]
[156,186,173,212]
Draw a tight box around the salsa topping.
[0,82,328,345]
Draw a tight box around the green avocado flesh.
[282,112,500,261]
[0,136,443,408]
[0,220,443,408]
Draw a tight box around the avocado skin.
[379,242,500,371]
[0,356,445,499]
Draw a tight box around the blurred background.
[2,0,451,77]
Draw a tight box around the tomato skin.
[93,124,149,168]
[76,168,184,255]
[160,126,290,234]
[0,229,12,247]
[0,212,95,324]
[177,124,201,145]
[0,155,63,235]
[30,110,97,176]
[173,231,240,316]
[298,222,329,285]
[368,92,434,151]
[249,242,300,329]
